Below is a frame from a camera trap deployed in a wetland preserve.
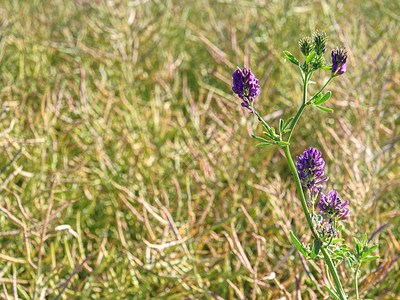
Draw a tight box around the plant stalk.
[282,71,347,300]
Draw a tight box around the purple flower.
[296,147,329,194]
[232,67,260,113]
[331,48,347,75]
[318,190,350,220]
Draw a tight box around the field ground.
[0,0,399,299]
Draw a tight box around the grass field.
[0,0,399,299]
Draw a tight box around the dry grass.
[0,0,399,299]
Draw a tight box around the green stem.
[286,72,310,142]
[298,66,305,84]
[355,264,361,299]
[321,247,347,300]
[286,103,306,142]
[254,111,272,133]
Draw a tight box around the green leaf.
[279,119,284,133]
[362,245,378,258]
[262,123,278,139]
[363,233,368,245]
[323,286,340,300]
[309,93,322,104]
[369,245,379,252]
[306,51,316,64]
[345,258,353,268]
[257,142,274,147]
[354,237,362,249]
[262,122,273,133]
[335,253,345,259]
[283,51,299,66]
[311,239,321,257]
[314,91,331,105]
[251,134,271,143]
[282,117,294,130]
[361,256,380,262]
[263,125,275,138]
[289,231,306,256]
[315,105,333,113]
[262,131,275,140]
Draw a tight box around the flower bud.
[313,30,327,55]
[299,36,314,56]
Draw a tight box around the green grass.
[0,0,399,298]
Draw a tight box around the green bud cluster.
[298,30,327,57]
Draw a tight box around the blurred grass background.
[0,0,399,299]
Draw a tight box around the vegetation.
[0,0,399,298]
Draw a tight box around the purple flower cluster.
[232,67,260,113]
[296,147,328,194]
[331,48,347,75]
[318,190,350,220]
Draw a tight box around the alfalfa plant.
[231,31,379,300]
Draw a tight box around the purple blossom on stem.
[232,67,260,113]
[296,147,329,194]
[331,48,347,75]
[318,190,350,220]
